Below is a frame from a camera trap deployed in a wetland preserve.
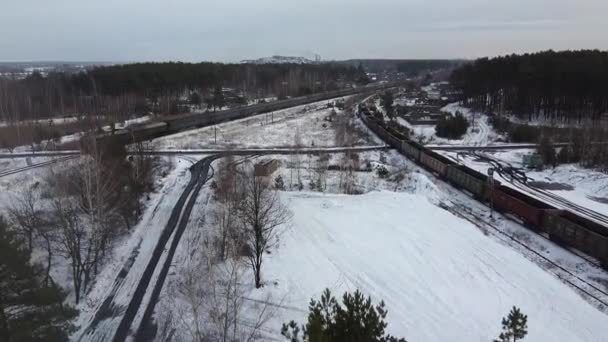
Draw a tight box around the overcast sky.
[1,0,607,62]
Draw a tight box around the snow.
[400,102,504,146]
[153,98,363,150]
[148,147,608,341]
[72,156,187,340]
[243,190,608,342]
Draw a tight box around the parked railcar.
[445,164,489,199]
[401,141,421,161]
[419,149,451,176]
[492,185,553,226]
[542,210,608,267]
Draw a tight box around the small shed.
[254,159,280,177]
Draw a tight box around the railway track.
[0,155,78,178]
[446,203,608,311]
[468,151,608,228]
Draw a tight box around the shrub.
[376,165,389,178]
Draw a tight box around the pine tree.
[494,306,528,342]
[274,175,285,190]
[281,289,407,342]
[0,216,77,342]
[380,92,394,120]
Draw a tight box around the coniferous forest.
[450,50,608,123]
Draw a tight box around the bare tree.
[170,237,275,342]
[51,197,92,304]
[315,153,330,192]
[78,140,123,276]
[7,186,57,287]
[8,187,43,253]
[212,154,241,260]
[238,171,291,288]
[45,138,124,302]
[291,126,303,189]
[125,137,155,225]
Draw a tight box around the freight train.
[357,104,608,269]
[93,81,405,147]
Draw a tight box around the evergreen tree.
[0,216,77,342]
[450,50,608,123]
[274,175,285,190]
[537,136,556,168]
[281,289,406,342]
[494,306,528,342]
[188,92,202,107]
[435,112,470,139]
[380,92,394,119]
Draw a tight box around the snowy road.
[76,155,218,342]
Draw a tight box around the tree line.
[450,50,608,123]
[0,62,368,123]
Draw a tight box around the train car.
[401,141,421,161]
[492,185,553,226]
[446,164,493,200]
[95,121,169,147]
[542,210,608,268]
[419,149,451,176]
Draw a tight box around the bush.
[376,165,389,179]
[435,112,470,139]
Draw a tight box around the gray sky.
[1,0,607,62]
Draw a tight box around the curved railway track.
[467,151,608,228]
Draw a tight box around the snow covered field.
[152,98,370,150]
[146,149,608,342]
[140,95,608,342]
[243,190,608,342]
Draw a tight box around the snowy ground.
[137,94,608,341]
[152,98,365,150]
[399,101,504,146]
[244,190,608,342]
[151,152,608,342]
